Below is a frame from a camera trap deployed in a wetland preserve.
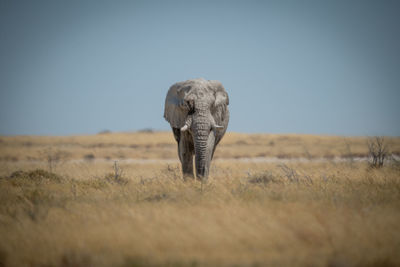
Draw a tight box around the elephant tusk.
[181,115,192,132]
[211,124,223,130]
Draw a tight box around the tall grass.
[0,160,399,267]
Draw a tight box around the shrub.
[8,169,63,183]
[368,137,388,168]
[83,153,95,161]
[248,171,279,185]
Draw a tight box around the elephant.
[164,78,230,181]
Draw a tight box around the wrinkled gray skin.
[164,78,229,181]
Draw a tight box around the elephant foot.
[182,173,195,181]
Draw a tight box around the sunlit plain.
[0,132,399,267]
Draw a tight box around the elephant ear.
[164,81,191,129]
[209,80,229,127]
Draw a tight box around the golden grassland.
[1,131,400,162]
[0,132,400,267]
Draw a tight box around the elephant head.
[164,78,229,180]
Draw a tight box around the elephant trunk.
[193,110,214,180]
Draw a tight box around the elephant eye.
[188,106,195,115]
[186,100,195,115]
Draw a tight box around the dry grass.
[1,132,400,162]
[0,132,400,267]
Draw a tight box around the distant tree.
[41,148,68,172]
[368,136,388,168]
[98,129,112,134]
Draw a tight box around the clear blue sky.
[1,0,399,136]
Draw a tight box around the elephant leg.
[178,132,194,179]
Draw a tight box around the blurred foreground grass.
[0,133,399,266]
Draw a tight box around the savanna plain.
[0,132,400,267]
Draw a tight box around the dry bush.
[368,136,389,168]
[8,169,63,183]
[40,148,69,172]
[83,153,95,161]
[103,161,129,185]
